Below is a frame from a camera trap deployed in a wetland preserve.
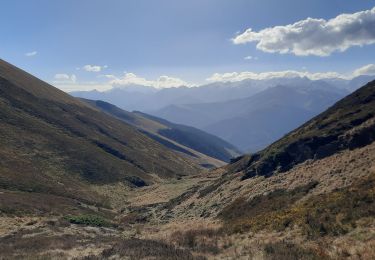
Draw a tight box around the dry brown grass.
[121,141,375,259]
[1,142,374,259]
[100,238,205,260]
[161,141,375,223]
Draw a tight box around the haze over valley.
[73,74,374,152]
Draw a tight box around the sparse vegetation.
[219,175,375,237]
[263,241,325,260]
[65,214,113,227]
[171,228,221,254]
[119,212,147,225]
[100,239,206,260]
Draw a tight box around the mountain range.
[72,75,373,112]
[156,82,348,152]
[73,76,374,152]
[81,99,240,166]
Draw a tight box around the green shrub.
[65,214,112,227]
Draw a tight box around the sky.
[1,0,375,91]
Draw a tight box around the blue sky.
[1,0,375,91]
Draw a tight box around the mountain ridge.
[154,83,348,151]
[81,98,240,166]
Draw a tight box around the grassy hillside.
[134,111,241,161]
[82,99,239,165]
[0,59,199,213]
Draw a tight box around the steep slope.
[0,59,199,213]
[81,99,240,166]
[135,111,241,161]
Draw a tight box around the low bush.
[264,241,326,260]
[65,214,113,227]
[219,175,375,237]
[119,212,147,225]
[219,181,318,233]
[171,228,221,254]
[100,238,206,260]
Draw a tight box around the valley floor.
[1,141,375,259]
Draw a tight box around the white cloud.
[206,64,375,83]
[207,71,343,82]
[156,75,193,88]
[102,74,117,79]
[53,73,77,83]
[83,65,105,72]
[54,74,70,80]
[244,55,258,60]
[55,83,112,92]
[233,7,375,56]
[109,73,194,89]
[52,70,194,92]
[25,51,37,57]
[53,74,111,92]
[353,64,375,77]
[53,64,375,92]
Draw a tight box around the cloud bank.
[53,72,193,92]
[109,73,194,89]
[353,64,375,77]
[233,7,375,56]
[53,64,375,92]
[206,64,375,82]
[53,73,111,92]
